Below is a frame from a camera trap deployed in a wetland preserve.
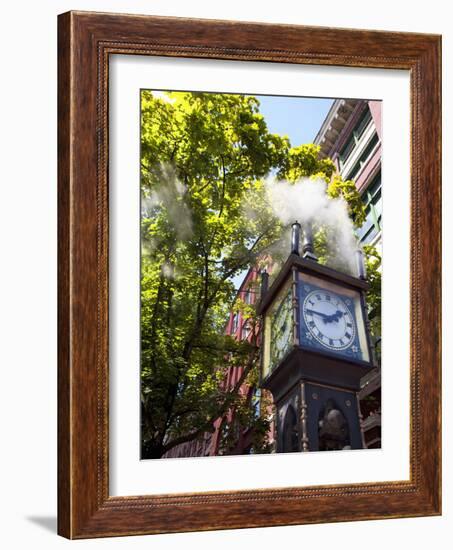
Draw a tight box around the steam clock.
[258,222,375,452]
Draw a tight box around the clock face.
[302,289,356,351]
[270,290,293,369]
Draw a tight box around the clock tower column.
[258,222,374,453]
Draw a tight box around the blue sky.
[255,94,334,146]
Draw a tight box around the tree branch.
[162,344,260,455]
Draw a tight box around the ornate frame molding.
[58,11,441,538]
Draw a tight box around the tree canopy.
[140,91,380,458]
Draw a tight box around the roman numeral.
[308,321,315,328]
[316,294,322,300]
[339,338,344,345]
[325,294,331,301]
[345,332,351,339]
[308,300,315,306]
[346,322,352,328]
[329,339,334,346]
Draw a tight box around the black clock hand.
[306,309,345,323]
[329,310,344,322]
[305,309,330,323]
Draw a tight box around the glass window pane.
[355,108,372,140]
[339,135,356,166]
[357,172,382,244]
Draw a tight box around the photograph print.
[140,90,382,460]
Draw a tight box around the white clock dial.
[302,290,356,351]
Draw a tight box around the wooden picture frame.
[58,10,441,539]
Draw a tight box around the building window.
[241,320,252,340]
[339,107,373,169]
[231,313,239,334]
[346,132,379,180]
[356,173,382,244]
[251,388,261,419]
[243,288,253,305]
[354,107,373,140]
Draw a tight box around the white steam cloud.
[265,177,359,275]
[141,166,360,278]
[141,163,193,242]
[141,164,193,279]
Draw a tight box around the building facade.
[314,99,382,251]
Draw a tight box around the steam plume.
[141,163,193,242]
[265,177,359,274]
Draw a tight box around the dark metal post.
[302,222,318,261]
[355,248,367,280]
[291,221,301,255]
